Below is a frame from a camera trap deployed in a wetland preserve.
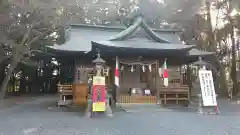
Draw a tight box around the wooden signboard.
[199,70,217,106]
[93,76,105,85]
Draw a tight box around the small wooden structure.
[50,14,214,106]
[73,83,88,105]
[159,85,189,105]
[57,83,72,106]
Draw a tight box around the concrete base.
[188,96,203,113]
[85,102,113,118]
[84,103,92,118]
[188,94,220,114]
[156,100,161,105]
[57,100,73,107]
[105,103,113,117]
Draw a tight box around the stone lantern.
[85,52,112,117]
[190,56,219,114]
[192,57,207,68]
[92,53,106,76]
[190,56,207,113]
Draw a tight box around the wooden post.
[115,56,120,103]
[155,60,161,105]
[186,65,192,97]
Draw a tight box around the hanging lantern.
[142,65,145,72]
[148,64,152,72]
[121,65,124,71]
[130,65,134,72]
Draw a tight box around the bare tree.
[0,0,75,99]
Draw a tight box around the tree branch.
[20,26,31,46]
[29,49,56,56]
[0,36,17,46]
[27,27,56,47]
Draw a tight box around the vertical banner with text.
[92,76,106,112]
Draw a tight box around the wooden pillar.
[107,69,111,88]
[155,60,161,105]
[110,67,116,106]
[186,65,192,97]
[113,56,120,104]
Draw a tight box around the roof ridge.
[70,24,126,30]
[108,17,142,41]
[70,24,182,32]
[140,19,170,43]
[107,16,171,43]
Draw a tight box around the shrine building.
[48,14,214,106]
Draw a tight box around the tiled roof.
[48,15,214,57]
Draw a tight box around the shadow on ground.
[37,100,126,116]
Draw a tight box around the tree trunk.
[0,58,18,99]
[0,26,32,99]
[0,58,5,65]
[0,64,5,86]
[230,26,238,95]
[218,61,228,96]
[210,55,228,96]
[230,40,238,95]
[228,0,238,95]
[205,1,217,51]
[204,1,228,96]
[19,68,26,94]
[0,58,4,77]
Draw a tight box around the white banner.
[198,70,217,106]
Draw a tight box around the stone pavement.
[0,95,39,110]
[119,99,240,114]
[0,96,240,135]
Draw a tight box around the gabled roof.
[48,15,214,57]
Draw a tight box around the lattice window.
[74,68,82,83]
[76,69,80,81]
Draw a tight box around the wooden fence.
[119,95,156,104]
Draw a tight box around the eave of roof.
[187,49,215,56]
[92,40,195,50]
[48,44,91,52]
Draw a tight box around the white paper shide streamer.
[119,61,157,73]
[142,65,145,72]
[130,65,134,72]
[121,65,124,71]
[148,65,152,72]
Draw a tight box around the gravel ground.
[0,96,240,135]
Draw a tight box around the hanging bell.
[130,65,134,72]
[142,65,145,72]
[148,64,152,72]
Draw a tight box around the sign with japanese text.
[93,76,105,85]
[92,76,106,112]
[198,70,217,106]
